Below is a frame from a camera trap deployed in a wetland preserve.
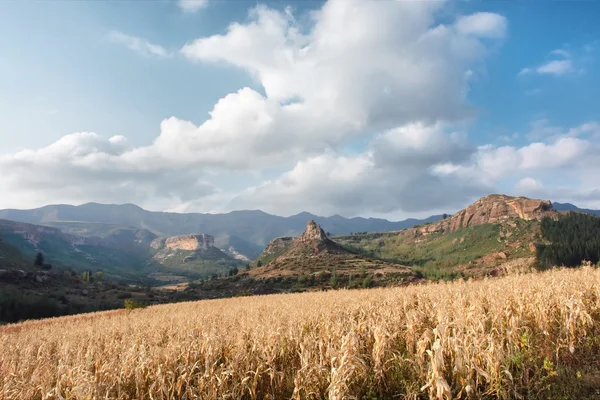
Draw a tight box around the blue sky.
[0,0,599,219]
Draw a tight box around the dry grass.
[2,267,600,399]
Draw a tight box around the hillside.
[3,266,599,399]
[249,220,414,285]
[0,235,161,323]
[336,194,558,279]
[0,219,148,279]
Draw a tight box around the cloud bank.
[2,0,599,216]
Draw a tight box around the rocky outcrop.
[150,234,214,251]
[298,220,329,243]
[408,195,558,237]
[257,220,345,266]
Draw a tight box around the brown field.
[1,267,600,399]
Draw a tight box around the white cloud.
[16,0,600,218]
[455,12,507,38]
[536,59,573,76]
[178,0,208,13]
[519,60,573,77]
[432,121,600,209]
[516,177,544,193]
[181,1,506,130]
[518,45,591,78]
[108,31,171,58]
[227,122,486,216]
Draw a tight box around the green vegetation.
[0,287,122,323]
[536,212,600,268]
[337,221,537,280]
[124,299,147,310]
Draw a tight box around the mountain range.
[0,198,598,282]
[2,194,599,323]
[0,203,443,248]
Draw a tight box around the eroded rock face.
[298,220,328,243]
[408,194,558,237]
[150,234,214,251]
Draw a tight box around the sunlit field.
[2,267,600,400]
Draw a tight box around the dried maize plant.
[1,266,600,400]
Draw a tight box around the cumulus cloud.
[227,123,487,216]
[108,31,171,58]
[181,1,506,130]
[12,0,583,218]
[432,120,600,209]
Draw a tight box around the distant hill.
[552,202,600,216]
[0,204,442,253]
[336,194,558,279]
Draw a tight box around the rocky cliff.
[150,234,214,251]
[408,194,558,237]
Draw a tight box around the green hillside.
[336,218,539,280]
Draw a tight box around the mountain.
[552,202,600,216]
[0,231,164,324]
[0,203,442,252]
[336,194,558,279]
[0,219,240,282]
[0,219,148,279]
[250,220,414,284]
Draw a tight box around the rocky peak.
[299,220,328,243]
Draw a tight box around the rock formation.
[407,194,558,237]
[298,220,329,243]
[256,220,345,266]
[150,234,214,251]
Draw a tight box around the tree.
[34,252,44,267]
[443,213,448,220]
[329,268,339,288]
[256,260,263,267]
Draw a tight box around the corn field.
[1,266,600,399]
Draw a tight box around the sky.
[0,0,599,220]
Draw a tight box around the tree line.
[536,212,600,268]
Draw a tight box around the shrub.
[124,299,146,310]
